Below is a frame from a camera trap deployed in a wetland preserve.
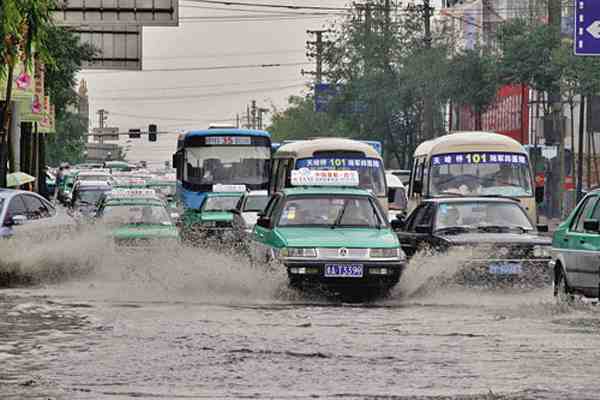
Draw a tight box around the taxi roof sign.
[107,188,159,200]
[213,184,247,193]
[291,169,359,187]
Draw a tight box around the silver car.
[0,189,74,239]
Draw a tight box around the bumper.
[457,258,552,286]
[284,259,405,290]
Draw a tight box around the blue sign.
[575,1,600,56]
[432,152,528,166]
[296,158,382,170]
[315,84,338,112]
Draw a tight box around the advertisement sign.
[21,61,45,123]
[291,169,359,187]
[456,84,530,144]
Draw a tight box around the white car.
[0,189,75,239]
[386,173,408,222]
[233,190,270,233]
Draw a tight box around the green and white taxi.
[96,189,179,247]
[551,189,600,300]
[252,170,406,292]
[182,185,244,238]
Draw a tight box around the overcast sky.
[80,0,441,164]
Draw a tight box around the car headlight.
[370,248,401,259]
[533,245,551,258]
[280,247,317,258]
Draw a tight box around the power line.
[180,3,342,15]
[84,62,310,74]
[143,49,303,60]
[93,83,306,102]
[92,78,305,94]
[181,0,350,12]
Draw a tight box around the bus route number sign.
[206,136,251,145]
[433,152,528,166]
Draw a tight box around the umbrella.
[6,172,36,188]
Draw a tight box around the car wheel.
[554,268,574,304]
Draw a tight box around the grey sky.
[80,0,441,165]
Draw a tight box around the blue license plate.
[488,262,523,275]
[324,264,364,278]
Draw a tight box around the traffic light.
[149,124,157,142]
[129,128,141,139]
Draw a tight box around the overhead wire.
[83,62,311,74]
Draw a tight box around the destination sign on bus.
[296,158,382,169]
[432,152,528,166]
[205,136,252,145]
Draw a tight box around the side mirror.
[256,216,271,229]
[536,224,549,233]
[535,187,545,204]
[583,219,600,232]
[412,180,423,194]
[391,215,405,231]
[11,215,28,226]
[415,224,430,234]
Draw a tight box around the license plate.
[488,262,523,275]
[324,264,364,278]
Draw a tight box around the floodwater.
[2,229,600,400]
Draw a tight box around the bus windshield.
[429,152,533,197]
[185,146,270,186]
[295,157,386,196]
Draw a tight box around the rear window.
[244,196,269,212]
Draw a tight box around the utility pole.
[97,109,108,144]
[251,100,257,129]
[422,0,434,140]
[257,107,269,130]
[548,0,564,217]
[302,30,331,84]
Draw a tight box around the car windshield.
[185,145,271,186]
[150,185,176,198]
[434,202,533,232]
[244,196,269,212]
[278,196,383,228]
[101,205,171,225]
[430,153,533,197]
[202,196,241,212]
[78,189,109,205]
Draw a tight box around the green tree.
[45,112,86,166]
[43,26,96,118]
[268,95,349,141]
[446,48,499,130]
[0,0,56,186]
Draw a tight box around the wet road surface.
[1,233,600,400]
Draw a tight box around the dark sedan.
[392,197,552,286]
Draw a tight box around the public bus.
[270,138,388,210]
[409,131,538,221]
[172,129,272,210]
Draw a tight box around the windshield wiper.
[434,226,471,235]
[435,192,465,197]
[476,225,528,233]
[476,194,522,202]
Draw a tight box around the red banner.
[456,84,530,144]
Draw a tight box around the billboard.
[76,25,142,70]
[54,0,179,27]
[455,84,530,144]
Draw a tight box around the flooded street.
[2,234,600,400]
